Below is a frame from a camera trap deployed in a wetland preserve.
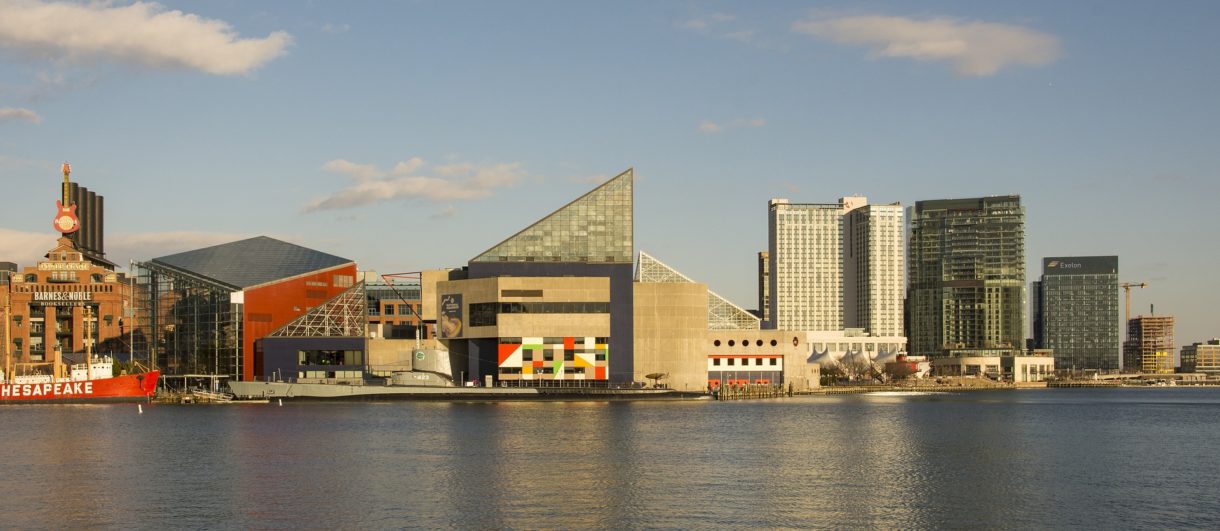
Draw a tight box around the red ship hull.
[0,371,160,404]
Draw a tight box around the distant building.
[908,196,1025,358]
[0,262,16,285]
[766,196,865,331]
[757,251,769,325]
[1034,256,1120,371]
[1180,339,1220,374]
[1123,315,1174,374]
[844,202,905,337]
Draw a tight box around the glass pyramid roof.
[472,169,633,263]
[635,251,761,330]
[268,282,368,338]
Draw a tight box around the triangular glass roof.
[636,251,761,330]
[152,236,353,289]
[268,282,367,338]
[471,169,633,263]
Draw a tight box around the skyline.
[1,1,1218,342]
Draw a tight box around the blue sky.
[1,1,1218,342]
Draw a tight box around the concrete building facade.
[767,196,865,331]
[438,170,635,385]
[844,203,905,337]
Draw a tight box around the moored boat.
[1,356,159,404]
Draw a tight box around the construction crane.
[1120,282,1147,324]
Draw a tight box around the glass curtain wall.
[132,261,242,378]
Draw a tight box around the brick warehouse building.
[3,163,131,379]
[4,238,133,374]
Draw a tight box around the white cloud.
[792,14,1060,76]
[0,228,248,269]
[305,157,527,212]
[0,0,292,75]
[698,117,765,134]
[107,231,251,263]
[321,22,350,34]
[430,205,457,219]
[679,14,735,31]
[569,174,608,185]
[0,106,41,124]
[322,159,384,181]
[0,228,50,266]
[724,30,755,43]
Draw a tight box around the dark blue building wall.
[259,337,365,381]
[467,262,635,383]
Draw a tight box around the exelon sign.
[1042,256,1118,276]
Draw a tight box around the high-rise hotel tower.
[767,197,860,331]
[767,197,903,336]
[908,196,1025,357]
[844,203,905,337]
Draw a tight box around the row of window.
[711,358,779,367]
[470,302,609,327]
[714,339,780,348]
[521,351,607,362]
[298,349,364,366]
[12,283,117,292]
[500,337,610,345]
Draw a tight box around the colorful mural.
[497,337,608,380]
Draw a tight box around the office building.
[908,196,1025,357]
[1033,256,1120,371]
[844,202,905,337]
[1182,339,1220,374]
[767,196,865,331]
[1123,315,1174,374]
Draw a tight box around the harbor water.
[2,388,1219,529]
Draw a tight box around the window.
[713,358,721,366]
[770,358,778,366]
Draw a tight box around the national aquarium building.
[437,170,634,385]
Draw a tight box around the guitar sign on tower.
[53,162,80,234]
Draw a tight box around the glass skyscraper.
[908,196,1025,357]
[1034,256,1120,371]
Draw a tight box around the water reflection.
[2,390,1219,529]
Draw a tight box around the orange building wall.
[240,264,357,380]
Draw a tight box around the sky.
[1,1,1218,343]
